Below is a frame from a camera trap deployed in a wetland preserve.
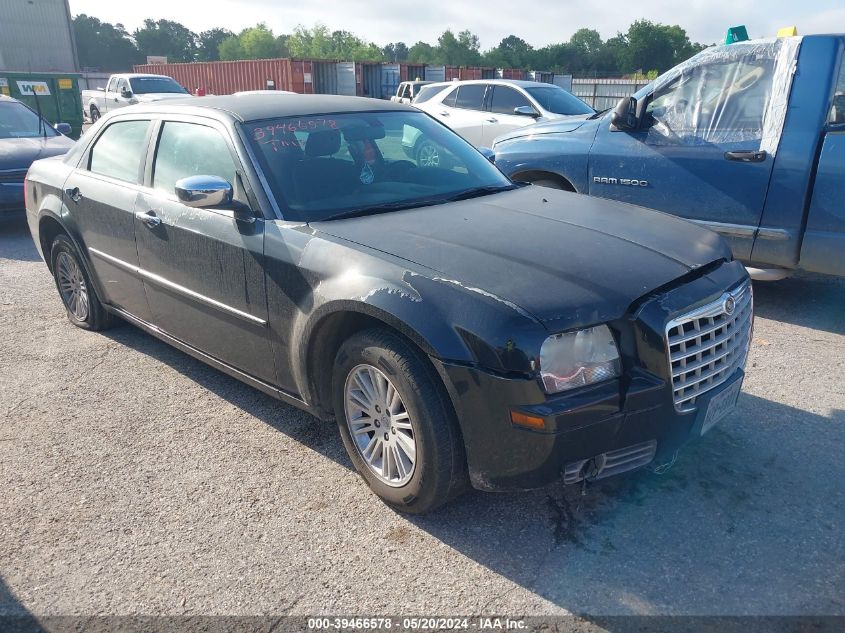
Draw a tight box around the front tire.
[333,329,467,514]
[50,235,113,331]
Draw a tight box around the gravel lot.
[1,211,843,618]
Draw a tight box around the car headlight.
[539,325,621,393]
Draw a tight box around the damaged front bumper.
[434,260,751,492]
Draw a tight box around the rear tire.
[332,328,468,514]
[50,234,113,331]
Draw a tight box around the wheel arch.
[510,169,577,192]
[301,303,444,420]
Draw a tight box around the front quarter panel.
[493,120,601,192]
[262,221,548,411]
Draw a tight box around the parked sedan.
[1,95,74,213]
[414,79,594,146]
[26,95,752,513]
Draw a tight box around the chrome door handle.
[64,187,82,203]
[439,111,450,116]
[486,117,498,123]
[135,209,162,228]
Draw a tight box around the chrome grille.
[665,281,753,411]
[0,169,27,183]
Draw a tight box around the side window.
[153,122,238,196]
[830,58,845,125]
[401,84,412,99]
[88,120,150,182]
[490,86,532,115]
[106,77,116,93]
[454,84,487,111]
[117,79,129,95]
[441,87,458,108]
[646,53,777,145]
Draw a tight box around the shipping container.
[0,0,78,73]
[401,64,426,82]
[444,66,460,81]
[481,68,496,79]
[290,60,314,94]
[134,59,293,96]
[458,67,483,81]
[0,71,83,138]
[500,68,526,80]
[552,74,573,92]
[424,66,445,82]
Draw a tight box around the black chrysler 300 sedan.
[25,95,752,513]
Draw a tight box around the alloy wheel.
[56,252,90,321]
[344,364,417,486]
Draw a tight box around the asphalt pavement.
[1,211,843,618]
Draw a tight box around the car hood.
[494,114,597,145]
[0,135,75,171]
[313,186,731,330]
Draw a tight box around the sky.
[68,0,845,49]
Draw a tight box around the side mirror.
[54,122,72,136]
[175,175,255,223]
[514,105,540,118]
[610,96,638,131]
[175,175,233,208]
[478,147,496,163]
[121,89,133,99]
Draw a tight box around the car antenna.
[31,87,46,140]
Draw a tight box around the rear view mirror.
[121,89,133,99]
[514,105,540,118]
[610,97,638,131]
[175,175,233,208]
[54,122,72,136]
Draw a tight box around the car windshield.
[247,110,514,222]
[129,77,187,94]
[525,86,594,115]
[0,101,58,139]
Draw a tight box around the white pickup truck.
[82,74,190,122]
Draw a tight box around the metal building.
[0,0,79,72]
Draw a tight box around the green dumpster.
[0,71,84,139]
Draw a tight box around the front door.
[63,117,153,321]
[134,119,276,384]
[587,43,786,260]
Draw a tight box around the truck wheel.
[333,328,468,514]
[50,235,113,331]
[90,106,100,122]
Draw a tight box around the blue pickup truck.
[493,35,845,279]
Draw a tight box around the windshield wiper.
[319,185,516,222]
[444,184,516,202]
[320,197,446,221]
[588,107,612,120]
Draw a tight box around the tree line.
[74,15,709,76]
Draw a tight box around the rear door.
[483,85,537,145]
[62,117,153,320]
[587,43,786,260]
[433,84,488,146]
[134,117,276,383]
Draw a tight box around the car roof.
[126,93,416,122]
[441,79,557,89]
